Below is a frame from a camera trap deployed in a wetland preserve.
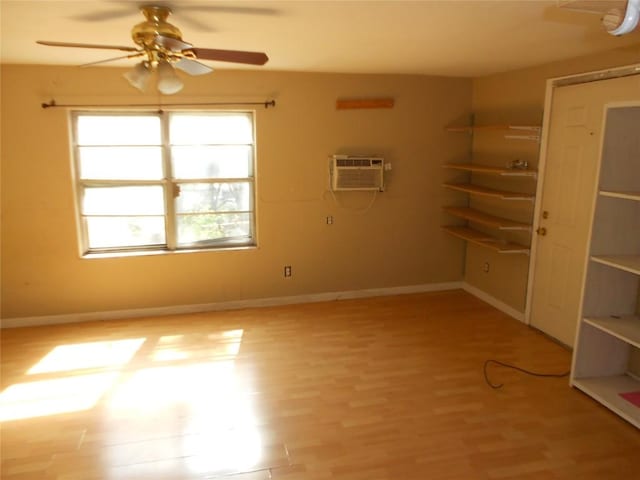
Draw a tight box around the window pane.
[78,147,163,180]
[83,186,165,215]
[86,216,166,249]
[169,113,253,145]
[77,115,161,146]
[176,213,252,246]
[176,183,251,214]
[172,146,253,179]
[72,110,257,254]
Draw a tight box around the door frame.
[524,63,640,326]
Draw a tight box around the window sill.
[81,245,258,260]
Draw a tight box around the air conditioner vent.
[330,155,384,191]
[336,158,374,167]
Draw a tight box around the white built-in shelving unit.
[571,106,640,429]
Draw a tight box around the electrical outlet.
[284,265,292,277]
[483,262,490,273]
[326,216,334,225]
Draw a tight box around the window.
[72,111,256,254]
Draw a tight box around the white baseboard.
[1,281,464,328]
[462,282,526,323]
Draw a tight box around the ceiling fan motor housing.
[131,5,182,48]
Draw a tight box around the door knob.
[536,227,547,236]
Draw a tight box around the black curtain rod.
[41,99,276,109]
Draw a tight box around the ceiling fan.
[37,4,269,95]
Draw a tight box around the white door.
[530,74,640,347]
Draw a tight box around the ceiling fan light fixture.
[37,4,269,93]
[157,60,184,95]
[604,0,640,35]
[124,61,151,91]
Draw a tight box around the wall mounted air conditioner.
[330,155,384,191]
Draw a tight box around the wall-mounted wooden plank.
[336,98,394,110]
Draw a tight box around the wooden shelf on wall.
[442,226,530,254]
[445,124,541,141]
[445,124,541,133]
[443,206,531,231]
[443,163,538,178]
[443,182,535,201]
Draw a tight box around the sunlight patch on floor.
[1,328,264,474]
[0,372,120,421]
[103,328,262,474]
[27,338,146,375]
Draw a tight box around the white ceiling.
[1,0,639,78]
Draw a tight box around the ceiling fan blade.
[172,15,217,33]
[191,48,269,65]
[70,9,135,22]
[177,5,279,31]
[155,35,193,52]
[174,58,213,76]
[37,40,139,52]
[182,5,279,16]
[67,0,139,22]
[80,52,145,68]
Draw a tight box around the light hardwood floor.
[1,290,639,479]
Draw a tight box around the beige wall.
[467,44,640,313]
[1,65,471,321]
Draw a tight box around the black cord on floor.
[483,359,570,389]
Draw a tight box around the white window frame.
[71,110,257,256]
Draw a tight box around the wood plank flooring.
[1,290,639,479]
